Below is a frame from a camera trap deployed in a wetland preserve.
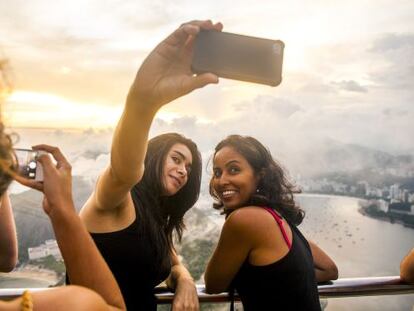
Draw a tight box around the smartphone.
[13,148,44,181]
[192,30,284,86]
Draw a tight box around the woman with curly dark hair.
[205,135,338,311]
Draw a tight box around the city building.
[28,239,62,261]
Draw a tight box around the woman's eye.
[213,170,221,178]
[229,167,240,174]
[172,156,180,164]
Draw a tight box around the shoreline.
[0,266,59,285]
[358,205,414,229]
[299,192,365,201]
[300,193,414,229]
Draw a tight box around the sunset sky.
[1,0,413,155]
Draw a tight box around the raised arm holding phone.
[78,20,222,311]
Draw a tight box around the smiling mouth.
[221,190,237,199]
[170,175,182,188]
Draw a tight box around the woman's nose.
[218,173,229,186]
[177,165,186,176]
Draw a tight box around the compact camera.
[14,148,44,181]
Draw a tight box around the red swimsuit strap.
[263,207,292,249]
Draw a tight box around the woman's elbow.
[204,277,226,294]
[204,279,215,294]
[0,256,17,272]
[316,263,338,282]
[322,260,339,281]
[328,263,339,280]
[400,271,414,284]
[400,250,414,284]
[205,284,224,294]
[400,264,414,284]
[204,285,214,294]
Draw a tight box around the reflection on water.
[298,194,414,311]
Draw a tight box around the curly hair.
[0,121,16,197]
[209,135,304,225]
[0,58,17,196]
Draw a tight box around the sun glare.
[4,90,190,129]
[277,13,345,72]
[5,91,123,129]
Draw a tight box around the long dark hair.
[209,135,304,225]
[131,133,202,269]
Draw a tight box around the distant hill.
[317,142,413,172]
[275,138,414,179]
[11,176,94,262]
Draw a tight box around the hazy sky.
[1,0,414,155]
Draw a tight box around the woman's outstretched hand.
[15,145,74,218]
[128,20,223,109]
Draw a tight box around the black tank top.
[89,203,171,311]
[232,207,321,311]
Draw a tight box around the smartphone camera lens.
[272,43,281,55]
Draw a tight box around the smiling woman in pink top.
[205,135,338,311]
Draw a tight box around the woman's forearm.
[167,257,199,311]
[0,193,17,272]
[308,240,338,282]
[314,267,338,283]
[167,258,194,289]
[110,100,158,186]
[50,208,125,310]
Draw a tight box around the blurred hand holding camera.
[16,144,74,218]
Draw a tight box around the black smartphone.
[13,148,44,181]
[192,30,284,86]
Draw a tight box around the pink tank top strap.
[263,207,292,249]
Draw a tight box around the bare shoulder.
[224,206,274,234]
[80,191,136,233]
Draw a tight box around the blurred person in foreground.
[0,59,17,272]
[0,121,17,272]
[0,67,126,310]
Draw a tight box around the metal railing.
[156,276,414,304]
[0,276,413,303]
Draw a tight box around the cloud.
[331,80,368,93]
[368,33,414,89]
[233,95,302,118]
[370,33,414,52]
[2,0,414,169]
